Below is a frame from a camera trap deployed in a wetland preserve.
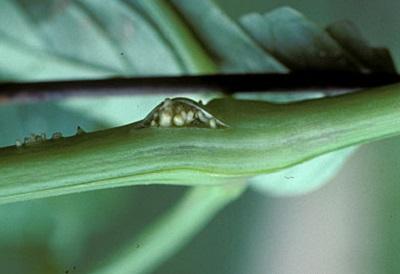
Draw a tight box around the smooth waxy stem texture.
[0,83,400,205]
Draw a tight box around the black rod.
[1,72,399,99]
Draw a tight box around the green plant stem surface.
[1,83,400,205]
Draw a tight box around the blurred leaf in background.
[215,0,400,68]
[0,0,399,274]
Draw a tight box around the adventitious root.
[14,96,227,149]
[16,132,57,148]
[141,97,229,128]
[15,126,86,148]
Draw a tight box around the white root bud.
[159,112,172,127]
[143,97,229,129]
[173,114,185,126]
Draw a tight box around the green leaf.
[0,0,183,81]
[240,7,360,71]
[326,20,397,73]
[250,147,356,196]
[171,0,287,72]
[127,0,217,73]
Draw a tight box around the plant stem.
[1,83,400,205]
[88,184,245,274]
[1,72,399,100]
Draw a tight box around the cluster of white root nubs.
[144,98,227,129]
[16,126,85,148]
[16,132,62,147]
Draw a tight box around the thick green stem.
[0,84,400,205]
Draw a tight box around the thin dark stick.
[1,72,399,100]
